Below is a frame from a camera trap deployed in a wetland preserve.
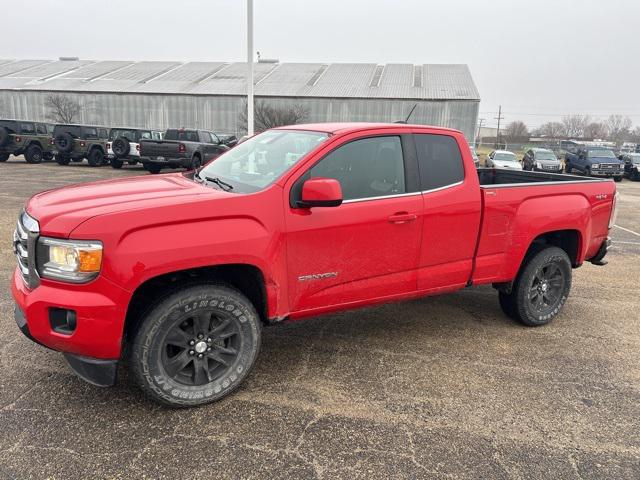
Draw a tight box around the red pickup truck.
[12,123,617,407]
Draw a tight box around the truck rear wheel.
[129,284,262,407]
[147,164,162,174]
[87,148,104,167]
[498,246,572,327]
[25,144,43,164]
[110,159,123,169]
[0,152,9,162]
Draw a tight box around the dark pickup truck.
[139,129,229,174]
[565,145,624,182]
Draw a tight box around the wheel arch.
[123,263,269,347]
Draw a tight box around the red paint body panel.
[11,123,616,361]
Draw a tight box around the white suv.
[107,128,163,168]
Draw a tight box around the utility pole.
[476,118,484,147]
[494,105,504,148]
[246,0,254,136]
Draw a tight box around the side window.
[210,132,220,144]
[199,131,212,143]
[99,129,108,139]
[36,124,47,135]
[309,136,405,201]
[84,127,98,139]
[20,123,35,134]
[186,131,198,142]
[414,134,464,191]
[140,131,151,140]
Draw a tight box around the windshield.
[198,129,329,193]
[494,152,518,162]
[588,149,616,159]
[534,151,557,161]
[110,129,137,141]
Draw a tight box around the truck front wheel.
[498,246,572,327]
[129,284,262,407]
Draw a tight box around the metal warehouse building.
[0,58,480,139]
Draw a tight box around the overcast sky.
[4,0,639,129]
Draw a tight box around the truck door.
[285,134,423,314]
[413,133,482,292]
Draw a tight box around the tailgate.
[140,140,181,157]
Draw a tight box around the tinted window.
[53,125,81,137]
[83,127,98,139]
[165,129,199,141]
[415,134,464,191]
[199,131,212,143]
[99,129,108,139]
[309,136,405,201]
[36,124,47,134]
[20,123,35,134]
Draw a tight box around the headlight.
[36,237,103,283]
[536,162,542,168]
[592,164,599,168]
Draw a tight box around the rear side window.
[20,123,35,134]
[309,136,406,201]
[99,129,108,139]
[36,124,47,134]
[165,130,198,141]
[414,134,464,191]
[83,127,98,139]
[54,125,81,137]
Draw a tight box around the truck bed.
[477,167,609,186]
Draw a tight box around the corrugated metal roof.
[1,59,479,100]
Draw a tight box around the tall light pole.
[246,0,254,136]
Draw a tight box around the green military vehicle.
[53,124,110,166]
[0,119,55,163]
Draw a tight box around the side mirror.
[298,178,343,208]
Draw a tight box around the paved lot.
[0,157,639,479]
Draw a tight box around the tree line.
[502,115,640,144]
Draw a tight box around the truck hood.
[26,173,222,236]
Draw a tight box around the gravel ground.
[0,157,639,479]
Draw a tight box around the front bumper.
[14,304,117,386]
[590,169,623,177]
[11,268,129,359]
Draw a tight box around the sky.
[4,0,639,129]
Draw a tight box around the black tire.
[613,176,622,183]
[112,137,130,159]
[0,127,10,147]
[127,160,138,165]
[565,163,572,174]
[87,148,104,167]
[24,144,44,164]
[0,152,9,162]
[191,155,202,170]
[111,159,124,169]
[129,284,262,407]
[54,133,74,153]
[499,246,572,327]
[56,156,70,166]
[147,164,162,174]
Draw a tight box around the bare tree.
[503,120,529,141]
[583,122,609,140]
[239,100,309,133]
[535,121,565,138]
[45,94,81,123]
[561,115,590,138]
[629,126,640,143]
[605,115,632,143]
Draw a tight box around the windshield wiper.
[204,176,234,191]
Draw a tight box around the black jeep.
[53,124,110,167]
[0,119,55,163]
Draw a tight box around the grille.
[13,211,39,289]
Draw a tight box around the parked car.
[53,124,110,167]
[469,146,480,168]
[12,123,617,407]
[486,150,523,170]
[0,119,55,164]
[107,128,163,169]
[139,128,230,174]
[565,146,623,182]
[620,152,640,180]
[217,133,238,148]
[522,148,562,172]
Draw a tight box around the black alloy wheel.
[162,310,241,387]
[527,262,565,316]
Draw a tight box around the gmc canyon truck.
[12,123,617,407]
[565,145,624,181]
[139,128,229,174]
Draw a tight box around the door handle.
[388,212,417,224]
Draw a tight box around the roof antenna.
[395,103,417,124]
